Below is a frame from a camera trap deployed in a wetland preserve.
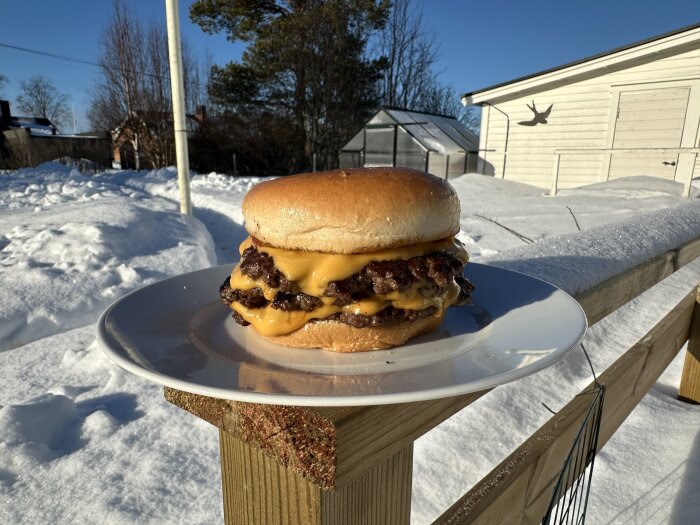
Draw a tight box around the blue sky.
[0,0,697,132]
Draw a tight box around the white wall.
[477,46,700,190]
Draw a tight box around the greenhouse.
[339,107,479,178]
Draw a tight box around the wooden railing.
[166,235,700,525]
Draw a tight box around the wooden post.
[164,388,485,525]
[220,431,412,525]
[679,285,700,404]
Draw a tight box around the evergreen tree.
[190,0,389,171]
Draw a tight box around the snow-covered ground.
[1,163,699,524]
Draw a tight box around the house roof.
[11,116,57,135]
[342,107,479,154]
[462,22,700,105]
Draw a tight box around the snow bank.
[451,174,697,259]
[106,168,255,264]
[484,201,700,295]
[0,164,216,350]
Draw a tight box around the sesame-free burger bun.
[242,167,460,253]
[257,314,444,352]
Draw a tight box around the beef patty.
[221,245,474,328]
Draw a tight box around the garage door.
[608,86,690,180]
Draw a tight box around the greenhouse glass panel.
[385,108,477,154]
[364,126,395,166]
[427,152,448,178]
[448,153,467,177]
[430,115,479,151]
[339,151,362,168]
[344,129,364,151]
[395,127,427,170]
[368,109,394,125]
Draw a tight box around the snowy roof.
[11,116,57,135]
[343,107,479,154]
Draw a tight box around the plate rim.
[96,263,587,407]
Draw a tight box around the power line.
[0,41,170,81]
[0,42,99,68]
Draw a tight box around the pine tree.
[190,0,389,171]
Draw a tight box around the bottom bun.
[256,314,444,352]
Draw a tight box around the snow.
[1,165,699,523]
[485,201,700,295]
[0,163,215,350]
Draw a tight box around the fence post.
[550,152,561,196]
[679,284,700,403]
[219,430,412,525]
[164,388,485,525]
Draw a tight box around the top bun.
[242,167,460,253]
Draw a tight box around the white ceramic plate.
[97,263,586,406]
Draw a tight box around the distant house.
[0,100,110,170]
[111,105,207,170]
[463,23,700,195]
[339,107,479,179]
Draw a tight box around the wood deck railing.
[166,235,700,525]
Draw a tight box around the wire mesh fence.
[542,382,606,525]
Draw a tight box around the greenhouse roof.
[363,107,479,154]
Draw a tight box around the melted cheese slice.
[228,236,467,336]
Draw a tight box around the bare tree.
[375,0,438,110]
[417,83,481,133]
[460,105,481,134]
[15,75,70,131]
[418,83,461,116]
[88,0,147,167]
[88,0,199,169]
[375,0,475,121]
[0,74,7,97]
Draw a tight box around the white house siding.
[477,46,700,190]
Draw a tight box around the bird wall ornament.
[518,100,553,126]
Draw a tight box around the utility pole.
[164,0,192,216]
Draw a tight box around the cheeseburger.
[219,167,474,352]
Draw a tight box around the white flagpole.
[164,0,192,216]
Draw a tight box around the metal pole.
[165,0,192,216]
[483,102,509,180]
